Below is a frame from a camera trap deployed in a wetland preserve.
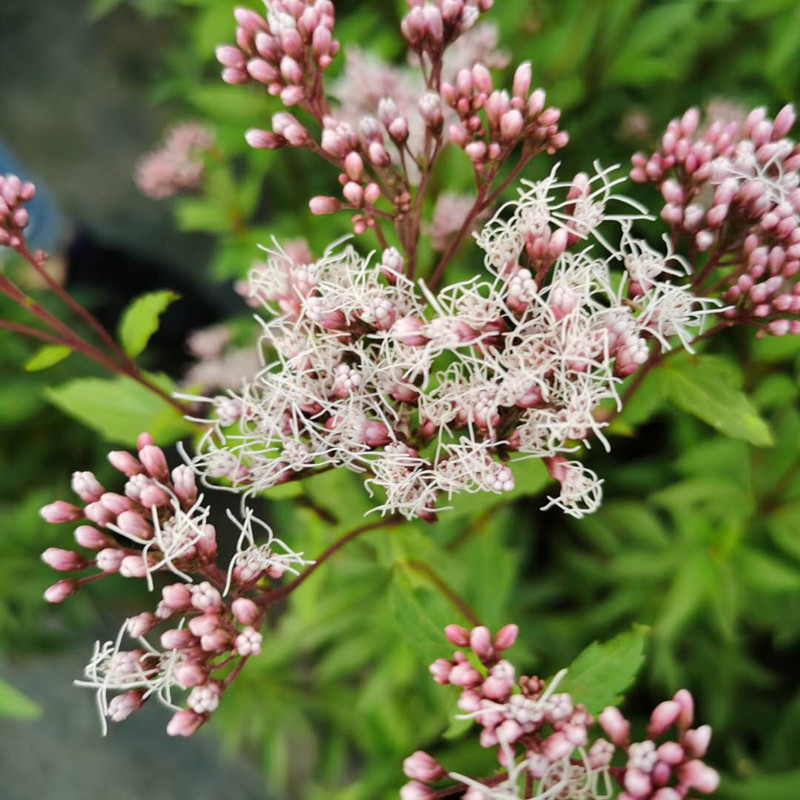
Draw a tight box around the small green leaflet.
[656,354,773,447]
[118,290,180,358]
[23,344,72,372]
[0,678,41,719]
[558,626,648,714]
[45,373,193,445]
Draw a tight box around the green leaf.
[0,678,41,719]
[118,290,180,358]
[656,355,773,447]
[45,374,193,445]
[388,567,450,663]
[722,770,800,800]
[23,344,72,372]
[558,626,648,714]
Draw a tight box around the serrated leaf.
[558,627,648,714]
[0,678,41,719]
[45,374,193,445]
[388,568,449,663]
[656,355,773,446]
[118,290,180,358]
[23,344,72,372]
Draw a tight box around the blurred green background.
[1,1,800,798]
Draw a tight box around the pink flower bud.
[624,768,653,798]
[41,547,87,572]
[71,471,104,503]
[216,45,245,69]
[773,103,796,139]
[139,445,169,481]
[673,688,694,730]
[96,548,125,573]
[120,555,150,578]
[388,117,409,143]
[678,761,720,793]
[232,597,260,626]
[83,502,116,526]
[309,195,341,215]
[116,511,153,540]
[171,465,198,507]
[500,109,524,142]
[469,626,493,661]
[368,141,392,167]
[200,629,231,653]
[648,700,681,739]
[108,690,145,722]
[543,731,573,761]
[399,782,435,800]
[652,789,681,800]
[161,628,196,650]
[682,725,712,758]
[245,128,283,149]
[429,658,452,684]
[448,661,481,687]
[108,450,143,476]
[494,623,519,650]
[343,151,364,181]
[393,316,429,346]
[44,579,78,603]
[403,751,445,782]
[513,61,532,99]
[74,525,107,550]
[342,181,364,206]
[361,420,391,447]
[40,501,83,524]
[444,624,470,646]
[99,492,133,516]
[127,612,157,638]
[175,662,207,688]
[657,741,685,765]
[166,709,205,737]
[139,485,171,509]
[162,583,193,610]
[599,706,630,746]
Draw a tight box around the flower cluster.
[632,103,800,336]
[135,123,215,200]
[401,624,719,800]
[39,432,310,735]
[0,173,36,249]
[216,0,339,112]
[190,165,715,519]
[219,0,565,244]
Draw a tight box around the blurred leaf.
[118,290,180,358]
[45,374,193,445]
[0,678,41,719]
[656,355,772,446]
[722,770,800,800]
[736,548,800,593]
[559,626,648,714]
[23,344,72,372]
[388,567,450,663]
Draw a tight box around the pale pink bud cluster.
[599,689,719,800]
[403,624,719,800]
[40,432,215,600]
[632,104,800,336]
[442,61,567,168]
[0,173,36,249]
[400,0,494,61]
[77,579,266,736]
[135,123,214,200]
[217,1,339,109]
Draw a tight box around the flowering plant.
[3,1,800,798]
